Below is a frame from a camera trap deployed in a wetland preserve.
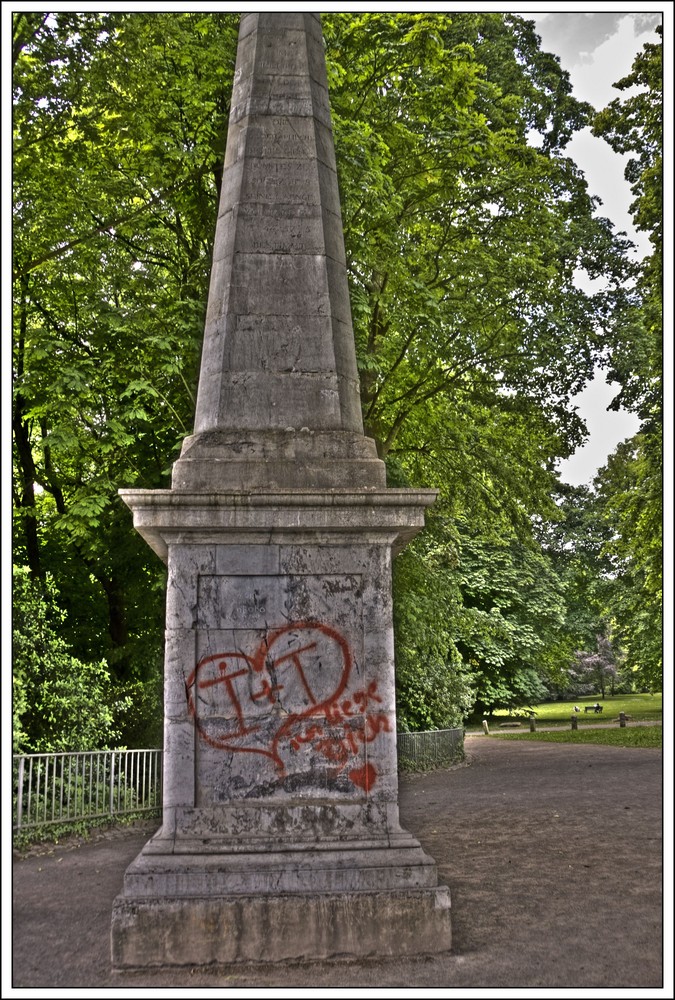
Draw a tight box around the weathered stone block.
[165,544,216,628]
[215,544,280,575]
[164,629,196,719]
[111,887,451,968]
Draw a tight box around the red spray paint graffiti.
[185,622,389,790]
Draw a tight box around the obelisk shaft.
[172,13,385,491]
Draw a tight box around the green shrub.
[13,567,129,752]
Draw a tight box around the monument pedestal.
[112,490,451,966]
[113,888,451,967]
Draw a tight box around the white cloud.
[561,14,660,106]
[533,12,628,68]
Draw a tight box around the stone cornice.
[119,488,438,562]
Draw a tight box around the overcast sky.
[524,9,664,486]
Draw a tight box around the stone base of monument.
[112,489,450,968]
[111,843,451,967]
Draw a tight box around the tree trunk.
[12,279,43,578]
[98,574,132,679]
[12,410,43,579]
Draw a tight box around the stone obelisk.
[112,12,451,967]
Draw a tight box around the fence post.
[529,714,536,732]
[482,719,490,735]
[619,712,626,728]
[571,715,578,730]
[109,751,116,818]
[16,757,25,831]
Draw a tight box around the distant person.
[574,705,581,713]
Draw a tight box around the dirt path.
[10,736,663,990]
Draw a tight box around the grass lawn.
[492,726,662,749]
[470,692,663,729]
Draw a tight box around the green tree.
[592,437,662,688]
[323,13,634,722]
[453,525,571,714]
[12,567,127,752]
[589,26,663,690]
[593,24,662,422]
[12,13,239,737]
[392,507,474,731]
[537,483,615,673]
[12,12,644,741]
[324,13,632,483]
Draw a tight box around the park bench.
[584,705,603,714]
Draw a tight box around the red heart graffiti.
[348,763,377,792]
[185,621,381,791]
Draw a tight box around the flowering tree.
[568,634,620,699]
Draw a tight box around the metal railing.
[397,727,464,772]
[12,732,462,835]
[12,749,162,833]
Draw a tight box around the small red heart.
[348,763,377,792]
